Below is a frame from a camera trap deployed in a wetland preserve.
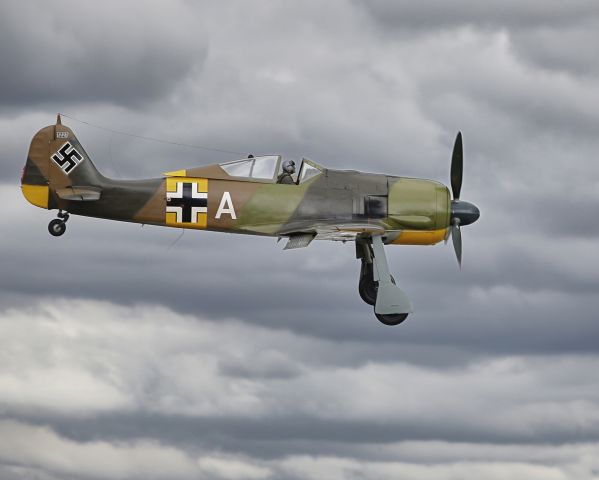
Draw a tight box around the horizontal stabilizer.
[55,186,102,201]
[284,233,316,250]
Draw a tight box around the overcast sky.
[1,1,599,479]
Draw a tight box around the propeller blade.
[451,221,462,268]
[450,131,463,200]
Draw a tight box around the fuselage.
[22,122,451,246]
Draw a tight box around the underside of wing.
[279,223,387,249]
[313,223,386,241]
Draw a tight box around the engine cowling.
[386,177,451,245]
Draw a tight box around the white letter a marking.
[216,191,236,219]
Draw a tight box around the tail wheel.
[48,219,66,237]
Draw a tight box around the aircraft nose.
[451,200,480,226]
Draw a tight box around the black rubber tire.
[375,312,409,326]
[48,219,66,237]
[358,261,396,306]
[359,277,378,306]
[358,261,377,305]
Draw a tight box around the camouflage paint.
[22,118,453,245]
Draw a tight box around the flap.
[283,233,316,250]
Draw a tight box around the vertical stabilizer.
[21,116,104,210]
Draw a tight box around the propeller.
[447,132,479,267]
[451,219,462,266]
[451,131,463,200]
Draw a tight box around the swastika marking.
[51,142,83,174]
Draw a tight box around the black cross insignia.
[51,142,83,174]
[167,182,208,223]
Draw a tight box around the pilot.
[277,160,296,184]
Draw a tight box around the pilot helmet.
[283,160,295,174]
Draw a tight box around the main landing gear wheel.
[375,312,409,326]
[48,219,66,236]
[358,261,396,307]
[358,262,377,306]
[356,236,413,326]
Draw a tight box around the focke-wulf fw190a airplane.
[21,115,480,325]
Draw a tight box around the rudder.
[21,115,104,210]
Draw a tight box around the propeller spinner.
[447,132,480,267]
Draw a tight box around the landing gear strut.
[356,236,412,326]
[48,211,69,237]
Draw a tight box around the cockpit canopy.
[218,156,323,184]
[220,155,280,180]
[297,160,322,183]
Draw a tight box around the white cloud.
[1,419,598,480]
[197,455,271,480]
[279,455,570,480]
[1,299,598,441]
[0,420,196,479]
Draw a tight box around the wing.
[279,223,387,249]
[313,223,386,241]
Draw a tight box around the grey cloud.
[218,351,304,380]
[503,192,599,238]
[0,0,205,108]
[510,20,599,76]
[4,414,597,480]
[1,302,599,463]
[4,185,599,356]
[357,0,599,30]
[3,1,599,479]
[0,300,599,478]
[0,465,66,480]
